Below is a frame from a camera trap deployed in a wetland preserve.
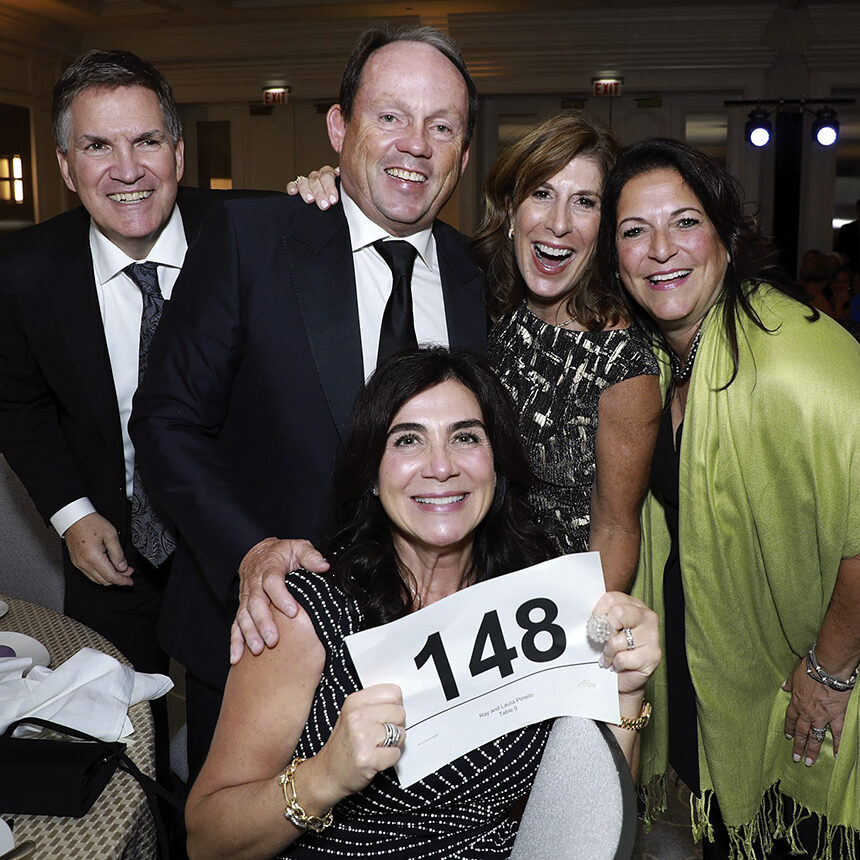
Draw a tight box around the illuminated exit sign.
[262,86,290,105]
[593,78,623,96]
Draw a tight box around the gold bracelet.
[277,756,334,833]
[616,701,651,732]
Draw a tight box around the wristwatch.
[617,701,651,731]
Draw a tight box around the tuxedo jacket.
[0,187,227,573]
[130,194,487,688]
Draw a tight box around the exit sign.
[262,86,290,105]
[593,78,623,97]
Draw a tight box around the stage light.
[812,107,839,146]
[745,109,772,147]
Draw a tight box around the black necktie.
[374,239,418,363]
[124,262,176,568]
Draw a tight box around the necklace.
[525,300,578,329]
[407,580,424,609]
[399,563,424,609]
[670,325,703,383]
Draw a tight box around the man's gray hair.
[52,49,182,153]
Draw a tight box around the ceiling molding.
[1,1,857,104]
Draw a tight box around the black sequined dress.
[489,304,658,555]
[279,571,551,859]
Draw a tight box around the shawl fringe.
[644,777,859,860]
[636,771,668,831]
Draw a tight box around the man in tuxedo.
[836,199,860,274]
[0,52,224,795]
[130,25,486,780]
[0,50,194,679]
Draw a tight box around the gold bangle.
[277,756,333,833]
[616,701,651,732]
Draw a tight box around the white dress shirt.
[50,206,187,537]
[342,191,449,381]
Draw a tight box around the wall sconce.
[12,155,23,203]
[0,155,24,204]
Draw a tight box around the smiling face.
[326,40,470,237]
[56,84,184,260]
[615,168,728,343]
[377,379,495,569]
[512,156,603,324]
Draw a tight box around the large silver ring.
[810,725,827,743]
[586,613,613,645]
[379,722,402,748]
[624,627,635,650]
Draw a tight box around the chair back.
[510,716,637,860]
[0,456,64,611]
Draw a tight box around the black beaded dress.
[489,304,659,555]
[278,571,551,860]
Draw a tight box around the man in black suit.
[836,199,860,274]
[0,53,223,795]
[0,51,198,679]
[130,26,487,780]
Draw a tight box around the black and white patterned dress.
[489,304,658,555]
[279,571,551,859]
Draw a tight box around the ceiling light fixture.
[812,107,839,147]
[745,109,772,148]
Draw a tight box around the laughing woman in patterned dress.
[473,113,661,589]
[185,348,660,860]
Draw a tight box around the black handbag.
[0,717,175,857]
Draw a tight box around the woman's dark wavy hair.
[473,111,625,329]
[323,347,551,628]
[597,137,815,386]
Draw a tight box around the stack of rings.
[379,722,402,748]
[810,725,828,742]
[585,614,636,650]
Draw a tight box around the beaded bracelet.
[805,641,859,692]
[278,757,334,833]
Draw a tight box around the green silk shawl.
[635,286,860,858]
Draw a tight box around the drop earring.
[507,225,514,240]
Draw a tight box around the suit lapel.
[285,204,365,439]
[45,211,125,468]
[282,209,486,439]
[176,186,211,247]
[434,222,489,354]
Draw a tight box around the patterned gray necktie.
[374,239,419,363]
[124,262,176,568]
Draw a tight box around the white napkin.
[0,647,173,740]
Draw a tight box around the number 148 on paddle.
[346,553,620,786]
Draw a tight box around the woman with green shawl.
[598,137,860,859]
